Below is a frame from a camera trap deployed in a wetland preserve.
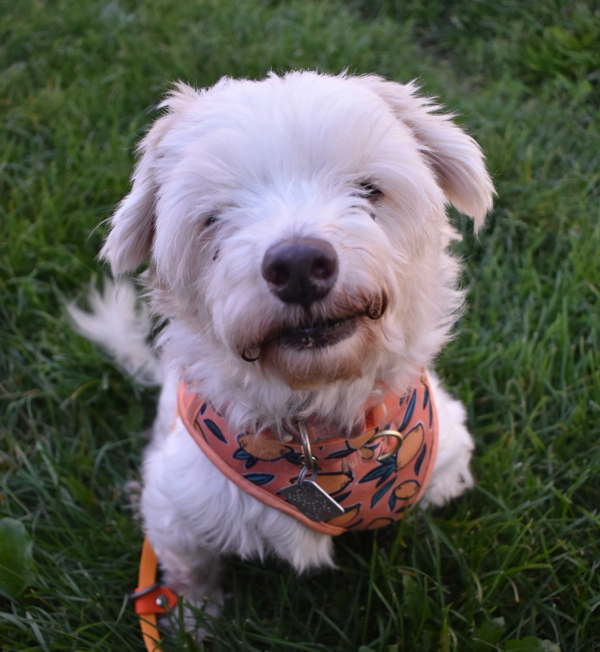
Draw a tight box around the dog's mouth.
[240,297,387,361]
[277,315,358,350]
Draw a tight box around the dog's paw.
[420,445,474,509]
[155,543,224,642]
[161,587,224,643]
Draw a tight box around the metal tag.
[279,419,345,522]
[279,476,344,522]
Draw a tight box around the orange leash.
[130,537,178,652]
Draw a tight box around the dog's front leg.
[141,459,225,639]
[153,537,223,639]
[140,381,227,639]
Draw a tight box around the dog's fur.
[70,71,494,635]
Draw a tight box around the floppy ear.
[355,76,495,229]
[100,83,200,275]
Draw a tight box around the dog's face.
[101,72,493,411]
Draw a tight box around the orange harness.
[133,373,438,648]
[179,373,438,533]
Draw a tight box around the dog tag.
[279,469,345,522]
[279,420,345,522]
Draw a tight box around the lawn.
[1,1,599,650]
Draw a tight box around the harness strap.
[131,537,178,652]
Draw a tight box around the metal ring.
[297,420,317,472]
[296,464,318,487]
[371,429,403,461]
[155,594,170,609]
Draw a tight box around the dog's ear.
[100,83,200,275]
[355,76,495,229]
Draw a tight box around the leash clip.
[130,583,178,615]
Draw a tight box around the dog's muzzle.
[238,239,387,361]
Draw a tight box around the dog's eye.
[357,181,383,203]
[204,212,220,228]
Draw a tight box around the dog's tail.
[67,278,164,386]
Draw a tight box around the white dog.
[70,71,494,637]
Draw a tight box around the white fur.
[71,71,493,639]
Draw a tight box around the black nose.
[261,238,338,309]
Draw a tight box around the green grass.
[1,0,599,650]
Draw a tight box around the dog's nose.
[261,238,338,308]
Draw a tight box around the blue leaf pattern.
[414,443,427,475]
[388,491,397,512]
[232,448,258,469]
[325,447,355,459]
[397,390,416,432]
[283,450,303,465]
[359,459,395,485]
[244,472,275,486]
[370,477,396,508]
[335,490,352,504]
[203,418,227,443]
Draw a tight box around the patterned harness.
[178,373,439,535]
